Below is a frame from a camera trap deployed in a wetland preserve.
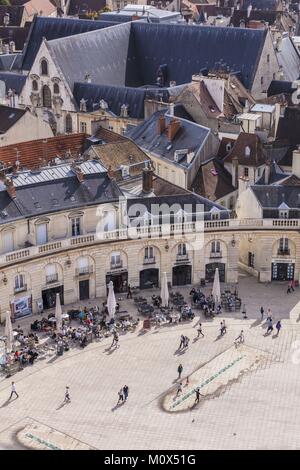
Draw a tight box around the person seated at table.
[80,334,87,348]
[14,350,21,362]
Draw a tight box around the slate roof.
[191,158,236,201]
[276,107,300,149]
[267,80,296,97]
[0,172,123,224]
[0,26,30,52]
[0,5,25,26]
[276,35,300,82]
[21,16,119,70]
[256,160,288,185]
[0,72,26,94]
[126,22,268,90]
[251,185,300,209]
[0,105,26,134]
[47,22,131,90]
[127,110,211,165]
[0,133,87,169]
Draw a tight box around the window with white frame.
[111,251,121,268]
[71,217,81,237]
[211,240,221,253]
[279,210,289,219]
[15,274,25,291]
[45,264,58,283]
[80,122,87,133]
[279,238,289,253]
[145,246,154,259]
[2,230,14,253]
[36,222,48,245]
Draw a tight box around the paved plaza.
[1,272,300,450]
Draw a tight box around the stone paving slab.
[162,345,271,412]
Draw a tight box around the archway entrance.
[172,265,192,286]
[205,263,225,282]
[139,268,159,289]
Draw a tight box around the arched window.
[45,264,58,284]
[40,59,48,76]
[65,114,73,133]
[177,243,187,256]
[53,83,60,94]
[42,85,52,108]
[32,80,38,91]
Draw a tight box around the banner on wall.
[10,295,32,321]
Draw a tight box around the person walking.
[111,331,119,349]
[234,330,244,347]
[8,382,19,400]
[179,334,185,349]
[184,336,190,349]
[260,306,264,321]
[195,387,203,404]
[64,386,71,403]
[222,319,227,334]
[177,363,183,379]
[123,385,129,401]
[127,284,132,299]
[266,317,273,335]
[176,382,183,397]
[291,280,295,292]
[185,376,189,387]
[117,388,124,405]
[242,304,247,319]
[220,321,224,336]
[197,324,204,338]
[287,283,292,294]
[275,320,282,336]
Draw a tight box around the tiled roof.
[191,158,236,201]
[94,126,127,144]
[224,132,266,166]
[0,133,87,170]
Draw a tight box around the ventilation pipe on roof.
[264,161,271,184]
[142,166,154,194]
[247,3,252,18]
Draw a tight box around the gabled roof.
[21,15,119,70]
[46,22,131,90]
[0,72,26,94]
[0,105,26,134]
[224,132,266,166]
[0,133,87,169]
[191,158,236,201]
[127,110,211,165]
[256,160,288,185]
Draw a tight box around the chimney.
[167,118,181,142]
[168,101,174,117]
[5,177,16,199]
[276,35,283,52]
[247,3,252,18]
[157,115,166,135]
[232,156,239,188]
[107,165,115,180]
[264,161,271,184]
[292,145,300,178]
[142,167,154,194]
[72,163,84,183]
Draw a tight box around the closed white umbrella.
[55,293,62,331]
[5,310,14,353]
[107,280,116,319]
[212,267,221,306]
[161,272,169,308]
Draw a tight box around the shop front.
[172,265,192,286]
[205,263,226,282]
[10,295,32,321]
[139,268,159,289]
[271,261,294,281]
[106,270,128,293]
[42,285,64,310]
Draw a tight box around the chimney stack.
[264,161,271,184]
[142,167,154,194]
[157,115,166,135]
[5,177,16,199]
[167,118,181,142]
[107,165,115,180]
[72,162,84,183]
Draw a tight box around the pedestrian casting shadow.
[174,349,187,356]
[104,347,118,355]
[263,331,272,337]
[0,398,18,408]
[111,401,125,412]
[172,377,181,384]
[214,334,223,342]
[138,330,148,336]
[47,355,59,364]
[193,337,199,343]
[261,322,268,330]
[272,334,279,339]
[56,401,70,411]
[250,319,261,328]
